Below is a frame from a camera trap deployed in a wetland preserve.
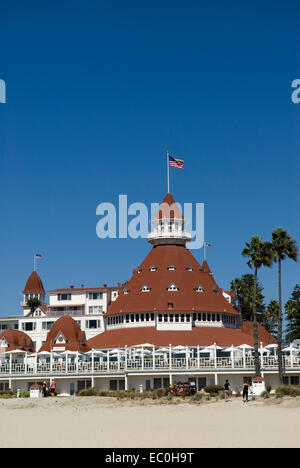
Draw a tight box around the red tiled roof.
[241,322,278,345]
[0,330,36,353]
[106,244,238,316]
[23,271,46,295]
[87,325,276,349]
[39,316,91,353]
[154,193,184,220]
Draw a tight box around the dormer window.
[195,284,205,293]
[141,284,151,292]
[55,332,66,344]
[149,265,157,272]
[186,266,193,271]
[0,338,8,348]
[137,268,142,274]
[168,264,176,271]
[167,283,179,291]
[123,287,129,295]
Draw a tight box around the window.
[149,265,157,272]
[42,321,54,331]
[167,264,176,271]
[58,294,71,301]
[198,377,207,390]
[167,283,179,291]
[89,306,103,314]
[85,320,100,329]
[109,380,118,391]
[291,376,300,385]
[22,322,36,332]
[88,292,103,300]
[141,284,151,292]
[154,378,163,389]
[158,314,162,323]
[119,380,125,390]
[186,266,193,271]
[194,284,204,292]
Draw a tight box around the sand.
[0,396,299,448]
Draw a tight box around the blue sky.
[0,0,299,318]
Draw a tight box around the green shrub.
[275,385,300,397]
[0,391,16,399]
[191,392,203,401]
[19,391,30,398]
[203,385,224,394]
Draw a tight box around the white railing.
[1,357,300,377]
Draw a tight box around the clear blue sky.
[0,0,299,317]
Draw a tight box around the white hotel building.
[0,193,299,395]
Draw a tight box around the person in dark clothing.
[42,382,48,398]
[242,382,251,403]
[224,380,231,402]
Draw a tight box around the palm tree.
[27,297,42,316]
[271,228,298,384]
[242,236,273,376]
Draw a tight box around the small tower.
[22,271,46,315]
[148,193,191,247]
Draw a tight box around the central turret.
[148,193,191,247]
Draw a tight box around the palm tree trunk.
[253,267,261,376]
[277,258,283,384]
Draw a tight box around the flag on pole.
[205,243,213,247]
[35,254,42,259]
[169,155,184,169]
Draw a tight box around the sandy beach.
[0,396,299,448]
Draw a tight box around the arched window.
[149,265,157,272]
[167,264,176,271]
[186,265,193,271]
[194,284,205,292]
[141,284,151,292]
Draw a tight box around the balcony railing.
[0,356,299,377]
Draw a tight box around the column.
[243,348,246,369]
[92,349,95,373]
[76,351,79,374]
[65,351,68,374]
[186,346,189,370]
[169,344,172,370]
[34,352,38,374]
[125,345,128,370]
[231,345,234,369]
[197,345,200,369]
[260,342,264,369]
[214,343,217,369]
[50,350,53,374]
[125,373,128,391]
[152,345,155,370]
[117,349,120,372]
[141,346,144,371]
[215,373,218,385]
[24,352,28,374]
[107,350,110,371]
[9,353,12,375]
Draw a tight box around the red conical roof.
[38,315,91,353]
[106,244,238,316]
[154,193,184,220]
[23,271,46,295]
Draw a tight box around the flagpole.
[34,254,36,272]
[204,242,206,262]
[167,150,170,193]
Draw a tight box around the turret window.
[194,284,205,293]
[186,266,193,271]
[167,265,176,271]
[141,284,151,292]
[149,265,157,272]
[167,283,179,291]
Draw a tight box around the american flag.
[169,155,184,169]
[205,243,213,247]
[35,254,42,259]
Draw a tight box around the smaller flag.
[35,254,42,259]
[169,155,184,169]
[205,243,213,247]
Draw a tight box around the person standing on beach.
[224,380,231,402]
[242,382,251,403]
[50,379,56,397]
[42,382,48,398]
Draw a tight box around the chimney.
[103,284,107,288]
